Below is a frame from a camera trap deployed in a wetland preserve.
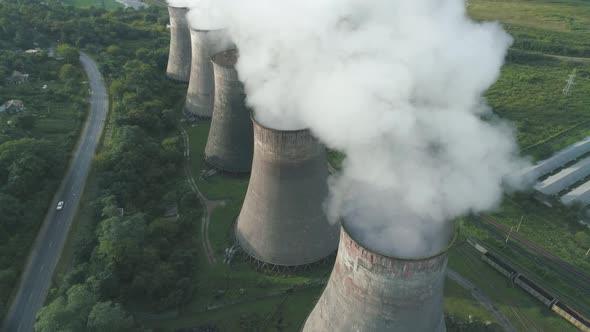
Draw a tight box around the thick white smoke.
[215,0,526,258]
[185,0,226,31]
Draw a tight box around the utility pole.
[516,216,523,232]
[563,69,577,96]
[586,248,590,257]
[506,226,515,243]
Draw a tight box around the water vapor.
[216,0,527,258]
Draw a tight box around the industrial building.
[521,136,590,182]
[561,181,590,205]
[303,222,454,332]
[235,118,340,267]
[204,49,253,173]
[185,28,230,118]
[166,6,191,82]
[534,156,590,196]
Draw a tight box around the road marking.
[39,265,45,272]
[49,241,53,248]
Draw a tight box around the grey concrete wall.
[235,120,340,266]
[185,29,229,117]
[303,224,450,332]
[204,50,253,173]
[166,6,191,82]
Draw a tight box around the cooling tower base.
[204,156,251,174]
[166,72,190,82]
[238,243,336,273]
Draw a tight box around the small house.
[0,100,26,114]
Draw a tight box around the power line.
[563,69,577,96]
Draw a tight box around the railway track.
[479,213,590,286]
[468,215,590,316]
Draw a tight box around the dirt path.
[447,269,517,332]
[179,125,224,265]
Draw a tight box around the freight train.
[467,239,590,332]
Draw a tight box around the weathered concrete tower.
[303,221,455,332]
[166,6,191,82]
[204,50,253,173]
[185,28,229,118]
[235,118,340,267]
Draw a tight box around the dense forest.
[0,1,203,329]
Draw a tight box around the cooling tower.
[235,118,340,267]
[185,28,229,118]
[204,50,254,173]
[166,6,191,82]
[303,222,456,332]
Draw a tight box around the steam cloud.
[191,0,527,258]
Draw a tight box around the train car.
[513,274,556,307]
[482,252,517,279]
[552,301,590,332]
[471,240,590,331]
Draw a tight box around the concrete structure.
[0,100,25,114]
[6,71,29,85]
[184,28,229,118]
[303,222,455,332]
[534,156,590,196]
[520,136,590,182]
[235,118,339,267]
[166,6,191,82]
[561,180,590,205]
[204,50,253,173]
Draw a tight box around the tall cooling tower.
[204,50,253,173]
[185,28,229,118]
[303,221,455,332]
[166,6,191,82]
[235,119,340,267]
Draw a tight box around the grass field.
[61,0,123,10]
[486,60,590,158]
[469,0,590,57]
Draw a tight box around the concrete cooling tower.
[166,6,191,82]
[235,118,340,267]
[204,50,253,173]
[303,221,456,332]
[185,28,230,118]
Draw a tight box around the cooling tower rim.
[167,4,189,9]
[189,26,227,33]
[340,219,458,262]
[250,112,308,133]
[211,49,238,68]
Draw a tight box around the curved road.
[1,53,108,332]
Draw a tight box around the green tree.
[59,63,78,82]
[575,231,590,249]
[97,214,147,280]
[0,194,23,228]
[87,301,134,332]
[34,297,70,332]
[56,44,79,64]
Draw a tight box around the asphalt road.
[1,53,108,332]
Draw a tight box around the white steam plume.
[217,0,527,258]
[186,0,227,31]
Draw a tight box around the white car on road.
[56,201,64,210]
